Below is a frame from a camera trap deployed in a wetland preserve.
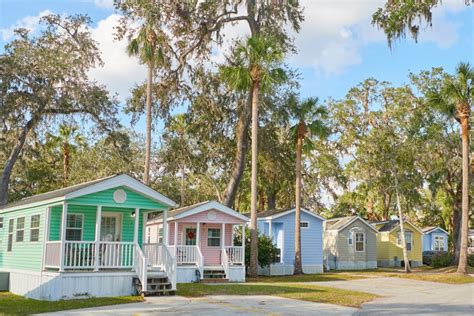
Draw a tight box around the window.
[397,231,412,251]
[30,215,40,242]
[300,221,309,229]
[348,231,353,245]
[66,214,83,241]
[16,217,25,242]
[355,232,365,251]
[146,227,151,243]
[7,219,14,251]
[158,227,164,244]
[207,228,221,247]
[434,235,445,251]
[0,217,3,229]
[185,227,197,245]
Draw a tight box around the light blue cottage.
[256,207,325,275]
[422,226,449,252]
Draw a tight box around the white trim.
[172,201,248,221]
[41,207,51,271]
[258,208,326,222]
[65,213,84,241]
[59,203,68,272]
[133,208,139,245]
[432,233,447,251]
[182,225,197,246]
[423,226,449,235]
[0,198,65,213]
[94,205,102,271]
[163,209,168,245]
[174,222,178,247]
[355,231,365,252]
[65,174,177,207]
[207,227,221,247]
[390,221,424,235]
[328,216,379,233]
[100,211,122,241]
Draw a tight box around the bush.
[468,254,474,267]
[431,252,453,268]
[234,228,279,271]
[422,251,436,265]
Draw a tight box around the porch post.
[94,205,102,271]
[59,203,68,272]
[41,206,51,271]
[174,221,178,247]
[142,211,148,245]
[268,220,272,239]
[222,223,225,249]
[196,222,200,248]
[242,224,245,250]
[133,208,140,246]
[163,209,168,245]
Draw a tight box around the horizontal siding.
[49,205,145,246]
[67,186,167,210]
[336,219,377,263]
[387,226,423,261]
[260,211,324,266]
[423,230,448,251]
[0,206,47,272]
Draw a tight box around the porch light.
[131,211,136,218]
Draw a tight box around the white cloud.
[88,14,146,102]
[0,10,52,41]
[94,0,115,10]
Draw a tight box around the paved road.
[311,277,474,315]
[41,277,473,315]
[41,295,356,315]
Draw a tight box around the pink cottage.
[146,201,248,283]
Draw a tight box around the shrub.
[234,228,279,271]
[468,254,474,267]
[431,252,453,268]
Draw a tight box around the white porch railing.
[143,243,164,267]
[64,241,95,269]
[221,248,229,278]
[196,246,204,278]
[162,245,177,290]
[45,241,62,268]
[134,245,148,291]
[175,245,198,264]
[99,242,134,268]
[225,246,244,265]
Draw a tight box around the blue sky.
[1,0,473,134]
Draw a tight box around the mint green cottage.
[0,174,178,300]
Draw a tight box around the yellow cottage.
[372,219,423,268]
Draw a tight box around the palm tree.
[288,97,328,274]
[127,22,164,185]
[46,124,85,185]
[220,36,286,277]
[428,62,472,274]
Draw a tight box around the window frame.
[348,231,353,245]
[16,217,25,242]
[183,226,197,246]
[30,214,41,242]
[355,232,365,252]
[433,235,445,252]
[0,217,3,229]
[7,219,14,252]
[157,226,164,244]
[207,228,221,247]
[65,213,84,241]
[397,231,413,251]
[300,221,310,229]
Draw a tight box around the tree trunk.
[249,81,260,278]
[258,189,265,212]
[143,64,153,185]
[453,186,462,264]
[0,112,42,206]
[267,191,276,210]
[394,172,411,273]
[294,132,303,275]
[457,116,470,274]
[180,164,185,206]
[63,141,69,185]
[223,94,252,207]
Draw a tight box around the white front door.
[101,213,121,241]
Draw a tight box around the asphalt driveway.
[312,277,474,315]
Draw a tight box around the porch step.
[202,268,226,280]
[134,276,175,297]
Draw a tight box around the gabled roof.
[1,174,177,213]
[254,207,326,221]
[150,200,248,223]
[326,215,378,233]
[422,226,449,235]
[372,219,423,234]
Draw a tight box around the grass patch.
[0,292,143,315]
[247,272,367,283]
[177,282,378,308]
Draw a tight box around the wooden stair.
[201,267,228,283]
[134,267,175,296]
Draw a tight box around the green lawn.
[247,272,367,283]
[177,282,378,307]
[0,292,143,315]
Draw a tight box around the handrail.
[224,246,244,265]
[134,244,147,291]
[196,246,204,279]
[162,245,177,290]
[221,248,229,279]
